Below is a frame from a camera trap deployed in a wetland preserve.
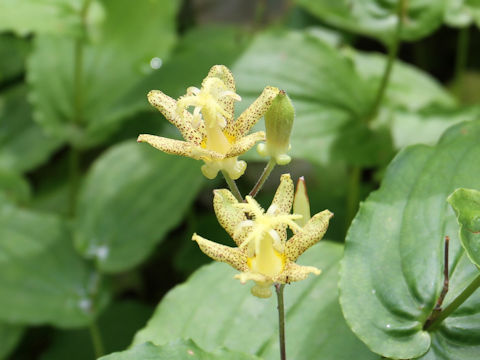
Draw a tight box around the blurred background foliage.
[0,0,479,359]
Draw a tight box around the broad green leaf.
[41,301,153,360]
[445,0,480,27]
[0,169,31,205]
[295,0,446,44]
[100,339,260,360]
[233,30,392,167]
[74,141,204,273]
[27,0,179,148]
[0,196,106,327]
[0,34,30,83]
[0,85,62,172]
[347,50,455,111]
[121,25,251,120]
[391,105,480,149]
[340,120,480,359]
[0,0,81,36]
[448,188,480,267]
[0,323,23,359]
[134,242,376,360]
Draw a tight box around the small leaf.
[133,242,376,360]
[444,0,480,27]
[0,196,106,327]
[448,188,480,267]
[100,339,260,360]
[0,34,30,83]
[74,141,204,273]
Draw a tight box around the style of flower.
[137,65,279,180]
[192,174,333,298]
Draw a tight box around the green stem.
[453,27,469,99]
[221,170,243,202]
[367,0,405,122]
[69,147,80,216]
[345,166,361,231]
[249,158,276,198]
[89,320,105,358]
[426,274,480,331]
[275,284,286,360]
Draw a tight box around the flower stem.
[249,158,276,198]
[367,0,405,122]
[221,170,243,202]
[453,27,469,99]
[425,273,480,331]
[69,146,80,216]
[275,283,286,360]
[89,320,105,358]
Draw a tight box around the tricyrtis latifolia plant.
[138,65,333,359]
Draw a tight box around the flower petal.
[192,233,248,272]
[274,261,321,283]
[285,210,333,262]
[227,86,279,138]
[205,65,236,124]
[225,131,266,158]
[234,271,269,284]
[137,134,223,161]
[213,189,248,246]
[270,173,295,242]
[147,90,205,144]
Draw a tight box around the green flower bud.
[293,176,311,227]
[257,90,294,165]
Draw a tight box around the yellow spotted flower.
[137,65,280,180]
[192,174,333,298]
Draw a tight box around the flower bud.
[257,90,294,165]
[293,176,311,227]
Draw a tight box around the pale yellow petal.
[213,189,248,246]
[234,271,269,284]
[227,86,279,138]
[274,262,321,284]
[205,65,236,124]
[285,210,333,262]
[270,173,295,242]
[137,134,223,161]
[147,90,205,144]
[225,131,265,158]
[192,233,248,272]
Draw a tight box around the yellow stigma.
[235,196,302,277]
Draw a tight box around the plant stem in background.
[69,147,80,216]
[453,27,470,99]
[425,273,480,331]
[89,320,105,358]
[345,166,361,231]
[221,170,244,202]
[367,0,406,121]
[249,158,276,198]
[275,283,287,360]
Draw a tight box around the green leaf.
[445,0,480,27]
[340,119,480,359]
[233,30,392,167]
[0,196,106,327]
[448,188,480,267]
[40,301,153,360]
[347,50,455,111]
[0,0,82,36]
[0,168,31,205]
[133,242,376,360]
[0,34,30,83]
[0,85,62,172]
[74,141,204,273]
[27,0,179,148]
[295,0,446,44]
[100,339,260,360]
[0,322,23,359]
